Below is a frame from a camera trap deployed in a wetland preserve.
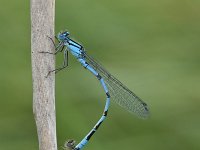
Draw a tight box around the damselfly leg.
[45,48,69,77]
[39,36,63,54]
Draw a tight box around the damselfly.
[44,31,149,150]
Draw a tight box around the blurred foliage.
[0,0,200,150]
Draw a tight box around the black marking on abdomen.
[95,121,103,130]
[104,110,108,116]
[83,62,89,69]
[86,130,95,141]
[96,74,102,80]
[106,92,110,98]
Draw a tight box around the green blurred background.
[0,0,200,149]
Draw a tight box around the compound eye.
[63,31,69,36]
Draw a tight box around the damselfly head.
[57,31,70,41]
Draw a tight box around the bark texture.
[31,0,57,150]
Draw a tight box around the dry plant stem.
[31,0,57,150]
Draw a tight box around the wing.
[83,52,149,119]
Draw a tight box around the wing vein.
[83,52,149,118]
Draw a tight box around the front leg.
[39,36,63,54]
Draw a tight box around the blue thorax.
[57,31,84,58]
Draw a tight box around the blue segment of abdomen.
[63,37,110,150]
[74,59,110,150]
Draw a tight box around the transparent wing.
[84,52,149,119]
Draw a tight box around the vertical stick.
[31,0,57,150]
